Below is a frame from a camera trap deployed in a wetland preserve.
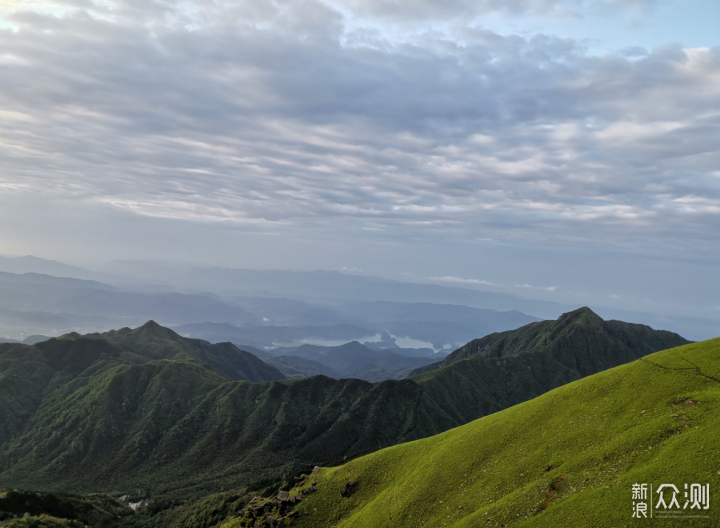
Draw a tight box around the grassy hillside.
[250,337,720,528]
[0,309,690,500]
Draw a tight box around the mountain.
[338,301,541,349]
[269,337,720,528]
[172,332,440,382]
[0,488,133,527]
[172,322,376,350]
[96,263,569,319]
[171,303,542,356]
[0,256,97,280]
[410,306,690,377]
[231,343,273,359]
[87,262,720,340]
[228,297,349,327]
[278,341,438,381]
[0,271,259,338]
[261,355,342,379]
[22,335,51,345]
[0,269,544,363]
[223,299,542,351]
[69,321,286,382]
[0,270,116,291]
[6,257,718,340]
[0,309,688,501]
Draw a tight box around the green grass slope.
[263,338,720,528]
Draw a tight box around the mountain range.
[1,255,717,341]
[0,270,543,356]
[0,308,688,505]
[272,336,720,528]
[264,341,438,382]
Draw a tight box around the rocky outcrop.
[234,472,318,527]
[340,481,357,498]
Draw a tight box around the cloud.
[431,276,558,295]
[431,276,501,287]
[333,0,658,22]
[0,0,51,11]
[341,266,363,272]
[0,0,718,263]
[515,283,557,292]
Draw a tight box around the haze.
[1,0,718,327]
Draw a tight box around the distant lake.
[273,333,453,353]
[390,334,435,350]
[275,334,383,348]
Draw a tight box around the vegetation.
[263,337,720,527]
[0,488,133,527]
[0,309,691,506]
[411,306,689,376]
[74,321,286,382]
[261,355,341,380]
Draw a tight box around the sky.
[0,0,718,320]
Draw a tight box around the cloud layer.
[0,0,718,279]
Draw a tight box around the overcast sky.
[0,0,718,319]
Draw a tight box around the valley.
[0,259,714,527]
[0,305,697,527]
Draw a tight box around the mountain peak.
[134,320,180,340]
[558,306,603,326]
[412,306,689,378]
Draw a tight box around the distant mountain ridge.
[0,256,97,280]
[0,271,116,290]
[0,308,688,500]
[0,272,259,336]
[277,341,438,381]
[173,325,440,381]
[0,269,545,369]
[2,256,718,340]
[262,355,342,379]
[115,265,570,319]
[172,321,376,350]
